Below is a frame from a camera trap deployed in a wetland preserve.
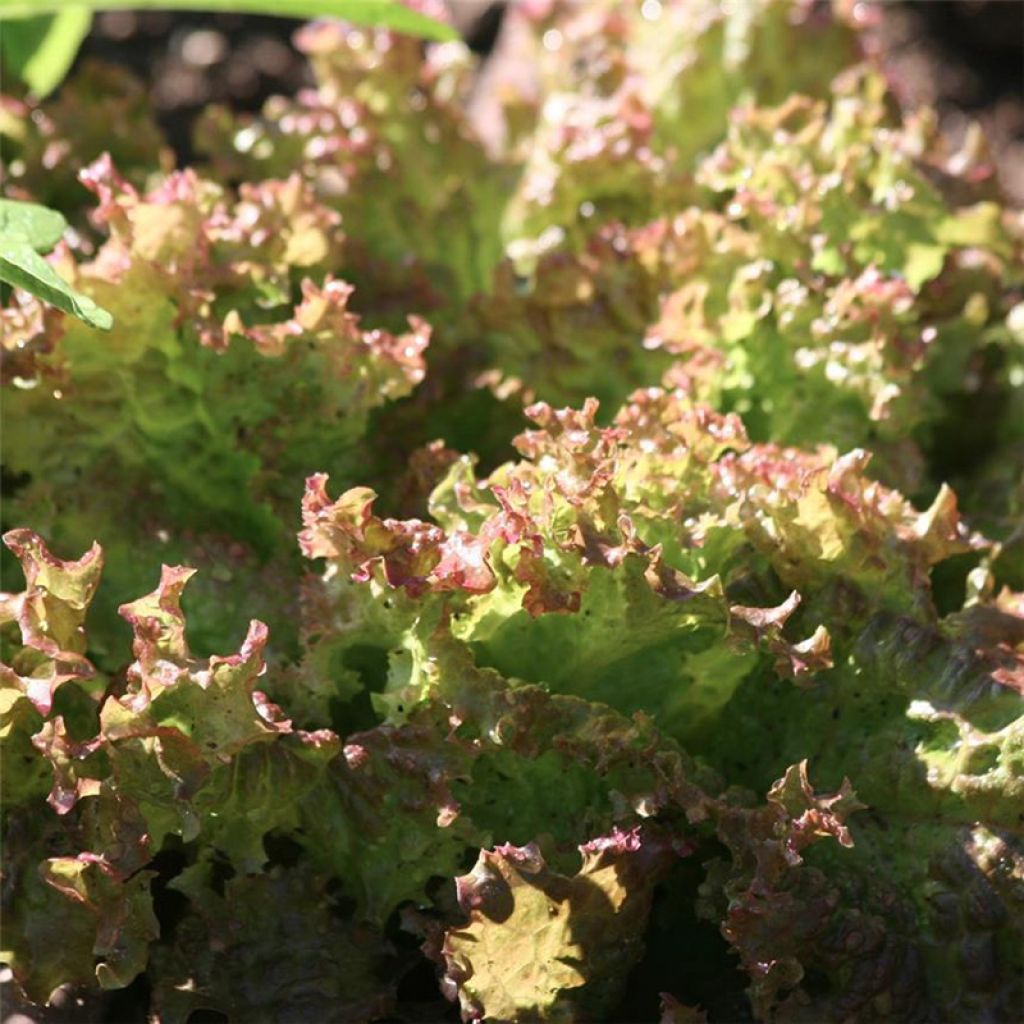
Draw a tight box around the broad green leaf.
[0,197,67,252]
[442,836,671,1021]
[0,238,112,329]
[0,0,457,42]
[0,7,92,97]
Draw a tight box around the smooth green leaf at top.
[0,238,113,329]
[0,0,458,43]
[0,198,67,252]
[0,7,92,97]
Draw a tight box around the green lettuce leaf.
[441,830,677,1022]
[2,161,428,661]
[151,857,397,1024]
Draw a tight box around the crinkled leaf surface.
[152,858,396,1024]
[2,3,1024,1020]
[443,831,676,1022]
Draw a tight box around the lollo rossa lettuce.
[1,1,1022,1021]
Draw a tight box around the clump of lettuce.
[2,158,429,660]
[3,1,1024,1020]
[3,386,1021,1019]
[194,17,514,308]
[498,0,860,247]
[283,390,1024,1020]
[481,67,1023,513]
[183,0,1022,566]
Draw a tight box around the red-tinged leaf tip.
[78,152,136,215]
[31,716,103,815]
[731,590,802,631]
[118,565,197,668]
[208,619,269,674]
[299,476,447,592]
[3,528,104,611]
[432,531,495,594]
[767,761,866,850]
[0,530,102,714]
[578,825,645,857]
[730,592,834,680]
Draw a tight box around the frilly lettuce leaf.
[501,0,859,248]
[1,822,159,1004]
[0,537,338,1000]
[0,528,103,717]
[195,18,513,308]
[2,159,429,661]
[150,857,397,1024]
[296,389,1022,1019]
[2,2,1023,1018]
[440,830,678,1022]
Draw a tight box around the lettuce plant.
[2,158,428,659]
[497,0,861,247]
[2,390,1020,1019]
[1,1,1022,1020]
[481,68,1023,511]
